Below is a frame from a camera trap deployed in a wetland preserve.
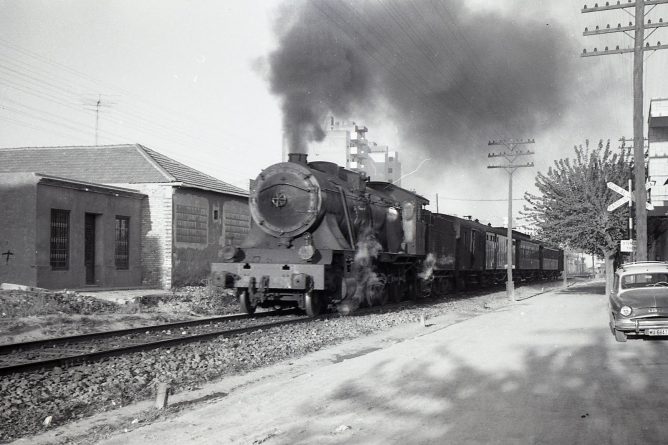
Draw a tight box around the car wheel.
[614,329,627,343]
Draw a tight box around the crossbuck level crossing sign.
[607,181,654,212]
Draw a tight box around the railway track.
[0,310,310,376]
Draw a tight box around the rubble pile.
[0,290,120,318]
[146,287,238,316]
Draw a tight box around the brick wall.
[172,189,249,286]
[113,183,173,289]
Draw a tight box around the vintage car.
[609,261,668,342]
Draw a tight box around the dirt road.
[23,281,668,444]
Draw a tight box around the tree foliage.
[523,140,632,259]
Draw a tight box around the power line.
[437,196,525,202]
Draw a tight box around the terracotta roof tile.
[0,144,248,197]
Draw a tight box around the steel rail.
[0,310,286,355]
[0,315,309,376]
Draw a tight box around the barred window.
[50,209,70,270]
[115,216,130,269]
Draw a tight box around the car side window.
[613,275,619,293]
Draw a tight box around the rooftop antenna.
[82,94,116,145]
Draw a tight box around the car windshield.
[621,273,668,289]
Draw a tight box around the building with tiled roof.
[0,144,250,289]
[0,144,247,196]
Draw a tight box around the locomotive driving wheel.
[238,289,256,315]
[388,283,401,303]
[365,282,386,307]
[407,276,422,301]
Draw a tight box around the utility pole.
[582,0,668,261]
[488,139,535,301]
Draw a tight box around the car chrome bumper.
[614,317,668,333]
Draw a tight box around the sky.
[1,0,668,227]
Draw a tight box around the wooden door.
[85,213,96,285]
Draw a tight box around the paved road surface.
[95,281,668,444]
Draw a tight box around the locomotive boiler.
[211,153,430,316]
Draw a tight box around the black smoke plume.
[269,0,577,162]
[269,2,373,153]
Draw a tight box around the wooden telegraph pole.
[488,139,534,301]
[582,0,668,261]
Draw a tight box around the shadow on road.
[282,309,668,443]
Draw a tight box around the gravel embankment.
[0,280,572,443]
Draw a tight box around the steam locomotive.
[211,153,563,316]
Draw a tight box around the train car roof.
[366,181,429,205]
[442,214,561,248]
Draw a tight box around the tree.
[523,140,632,295]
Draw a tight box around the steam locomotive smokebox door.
[250,162,323,238]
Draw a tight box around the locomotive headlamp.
[298,233,316,261]
[620,306,632,317]
[298,244,316,261]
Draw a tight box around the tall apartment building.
[297,117,402,185]
[367,143,402,185]
[647,98,668,260]
[648,98,668,206]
